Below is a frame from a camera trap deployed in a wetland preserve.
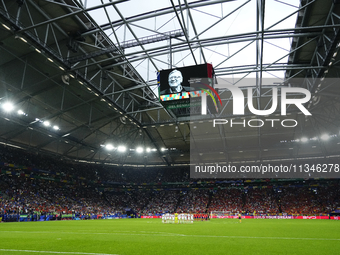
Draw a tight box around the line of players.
[161,213,210,223]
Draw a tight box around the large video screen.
[158,63,214,102]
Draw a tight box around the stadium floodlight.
[301,137,308,143]
[43,121,50,127]
[321,134,330,141]
[117,145,126,152]
[2,102,14,112]
[105,144,114,151]
[53,125,60,130]
[136,147,144,153]
[2,23,11,30]
[17,109,24,115]
[161,147,166,151]
[146,148,151,153]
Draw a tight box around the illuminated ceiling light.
[94,93,99,96]
[17,109,24,115]
[117,145,126,152]
[19,37,27,43]
[2,23,11,30]
[146,148,151,153]
[300,137,308,142]
[2,102,14,112]
[87,87,91,91]
[35,48,41,54]
[105,144,114,151]
[43,121,50,127]
[333,52,338,58]
[161,147,166,151]
[169,123,173,126]
[47,58,53,62]
[69,74,75,79]
[136,147,144,153]
[320,134,330,141]
[53,125,59,130]
[59,66,65,71]
[160,124,164,127]
[329,61,333,66]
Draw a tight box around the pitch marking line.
[0,250,120,255]
[1,231,339,241]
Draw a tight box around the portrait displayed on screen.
[160,69,193,94]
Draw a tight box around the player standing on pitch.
[238,212,242,223]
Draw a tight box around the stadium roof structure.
[0,0,340,167]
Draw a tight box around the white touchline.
[1,231,339,241]
[0,249,120,255]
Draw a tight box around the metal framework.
[0,0,339,166]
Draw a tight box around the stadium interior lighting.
[301,137,308,143]
[117,145,126,152]
[136,147,144,153]
[105,144,114,151]
[43,121,50,127]
[18,37,27,43]
[17,110,24,115]
[321,134,330,141]
[2,23,10,30]
[161,147,166,151]
[53,125,59,130]
[146,148,151,153]
[35,48,41,54]
[2,102,14,112]
[47,58,53,62]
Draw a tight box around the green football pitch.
[0,218,339,255]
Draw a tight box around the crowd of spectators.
[209,189,244,213]
[1,145,340,221]
[243,189,279,215]
[176,190,210,213]
[278,187,324,215]
[142,190,180,214]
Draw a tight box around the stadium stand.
[1,145,340,222]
